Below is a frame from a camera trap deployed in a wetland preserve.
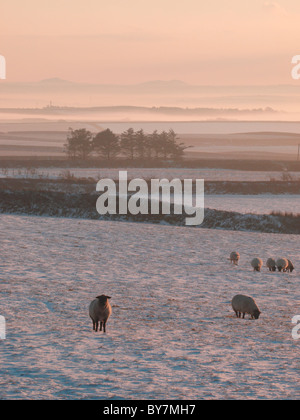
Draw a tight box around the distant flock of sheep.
[88,253,295,333]
[229,251,294,273]
[228,251,295,321]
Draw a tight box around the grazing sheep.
[232,294,261,320]
[251,257,263,272]
[89,295,112,333]
[229,251,240,265]
[287,259,294,273]
[276,258,289,272]
[266,258,276,272]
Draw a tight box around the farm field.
[0,215,299,400]
[1,167,300,182]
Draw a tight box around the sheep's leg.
[90,317,95,331]
[95,321,99,332]
[242,313,245,319]
[100,322,103,332]
[234,310,238,317]
[103,322,106,333]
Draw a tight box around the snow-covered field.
[190,144,299,156]
[0,214,299,400]
[205,194,300,215]
[136,193,300,216]
[1,167,300,182]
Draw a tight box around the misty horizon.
[1,78,300,118]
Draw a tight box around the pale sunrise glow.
[1,1,300,403]
[1,0,300,84]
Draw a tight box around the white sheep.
[266,258,276,272]
[287,259,294,273]
[276,258,289,272]
[89,294,112,333]
[229,251,240,265]
[232,294,261,320]
[251,257,263,272]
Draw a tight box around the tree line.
[64,128,187,161]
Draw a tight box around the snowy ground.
[0,214,299,400]
[161,193,300,215]
[1,167,300,182]
[205,194,300,215]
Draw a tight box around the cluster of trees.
[64,128,187,161]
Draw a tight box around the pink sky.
[1,0,300,84]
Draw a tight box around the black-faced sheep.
[229,251,240,265]
[251,257,263,272]
[232,294,261,320]
[266,258,276,272]
[287,259,294,273]
[276,258,289,272]
[89,295,112,333]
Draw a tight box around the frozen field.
[1,167,300,182]
[205,194,300,215]
[137,193,300,216]
[0,215,299,400]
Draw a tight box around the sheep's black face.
[253,310,260,320]
[96,295,112,304]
